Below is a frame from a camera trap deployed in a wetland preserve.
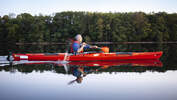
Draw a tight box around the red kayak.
[12,51,163,61]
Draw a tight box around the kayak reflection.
[66,60,163,84]
[67,60,163,67]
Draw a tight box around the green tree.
[0,11,176,43]
[131,12,151,41]
[167,13,177,41]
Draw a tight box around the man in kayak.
[71,34,98,54]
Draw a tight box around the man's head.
[76,77,83,83]
[75,34,82,43]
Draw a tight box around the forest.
[0,11,177,43]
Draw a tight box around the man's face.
[79,36,82,43]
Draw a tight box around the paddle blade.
[101,47,109,53]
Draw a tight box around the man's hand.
[82,42,86,47]
[92,46,98,48]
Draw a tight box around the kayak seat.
[116,52,132,55]
[44,53,59,56]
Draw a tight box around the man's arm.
[73,43,85,53]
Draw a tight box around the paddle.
[63,39,72,61]
[84,43,109,53]
[55,39,71,74]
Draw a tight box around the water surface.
[0,43,177,100]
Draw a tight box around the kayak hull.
[12,51,163,61]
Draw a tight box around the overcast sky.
[0,0,177,16]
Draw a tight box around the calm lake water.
[0,43,177,100]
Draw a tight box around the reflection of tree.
[164,44,177,70]
[0,63,171,74]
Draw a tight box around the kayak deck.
[12,51,163,61]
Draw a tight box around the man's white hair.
[75,34,82,41]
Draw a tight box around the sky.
[0,0,177,16]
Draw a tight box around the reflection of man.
[68,67,87,85]
[68,66,108,85]
[73,67,86,83]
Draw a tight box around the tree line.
[0,11,177,43]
